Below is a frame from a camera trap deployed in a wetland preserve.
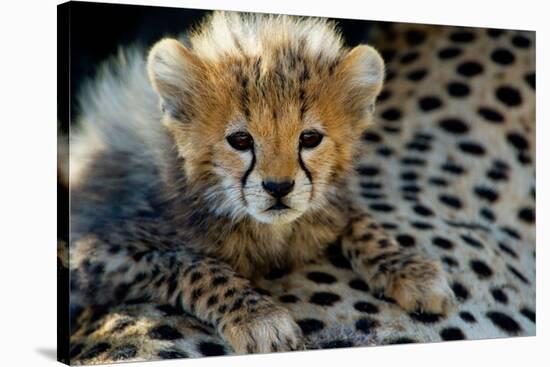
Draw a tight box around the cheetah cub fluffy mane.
[70,11,455,354]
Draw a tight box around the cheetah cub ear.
[338,45,385,114]
[147,38,201,122]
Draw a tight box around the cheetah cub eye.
[299,130,324,149]
[227,131,254,151]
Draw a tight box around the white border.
[0,0,544,366]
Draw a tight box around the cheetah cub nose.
[262,180,295,198]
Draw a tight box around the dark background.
[63,1,380,131]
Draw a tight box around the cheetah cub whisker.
[69,11,456,354]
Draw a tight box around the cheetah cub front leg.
[181,260,303,354]
[342,213,456,314]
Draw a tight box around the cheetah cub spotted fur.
[69,11,455,354]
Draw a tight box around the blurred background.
[61,1,384,133]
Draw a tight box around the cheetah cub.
[69,11,455,354]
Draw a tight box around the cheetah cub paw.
[220,299,303,354]
[387,256,456,314]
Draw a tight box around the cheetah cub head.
[147,12,384,225]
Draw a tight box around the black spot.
[326,241,352,269]
[452,282,470,301]
[380,107,402,121]
[407,69,428,81]
[498,242,518,258]
[361,182,382,190]
[355,317,378,334]
[413,204,434,216]
[507,132,529,150]
[440,327,465,340]
[518,207,535,223]
[487,169,508,181]
[385,70,397,82]
[458,141,486,155]
[401,185,421,194]
[401,157,426,166]
[354,301,379,314]
[478,107,504,123]
[362,131,382,143]
[109,345,137,360]
[306,271,337,284]
[400,51,419,64]
[439,194,463,209]
[148,325,183,340]
[486,311,522,334]
[369,203,394,212]
[474,186,499,203]
[496,86,522,106]
[517,152,532,165]
[349,278,370,292]
[414,132,433,141]
[189,271,202,283]
[410,221,433,230]
[310,292,341,306]
[207,295,219,307]
[377,89,392,102]
[512,34,531,48]
[264,266,290,280]
[441,162,465,175]
[399,166,420,175]
[487,28,505,38]
[373,292,397,304]
[80,343,111,360]
[491,288,508,304]
[418,96,442,111]
[507,264,529,284]
[429,177,448,186]
[461,235,484,249]
[70,343,84,359]
[525,72,535,90]
[279,294,299,303]
[439,118,469,134]
[447,82,470,97]
[470,260,493,279]
[405,29,426,46]
[198,341,226,356]
[493,159,510,170]
[450,30,475,43]
[388,337,416,344]
[396,234,416,248]
[380,49,396,63]
[501,226,521,240]
[491,48,515,65]
[409,312,442,323]
[442,256,459,268]
[459,311,477,323]
[157,350,189,359]
[438,47,462,59]
[376,146,394,156]
[191,287,204,302]
[457,61,483,77]
[297,318,325,335]
[381,222,398,230]
[320,340,354,349]
[212,276,228,287]
[357,165,380,176]
[520,308,535,323]
[432,236,454,250]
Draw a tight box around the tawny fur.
[68,11,454,355]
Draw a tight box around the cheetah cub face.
[147,15,384,224]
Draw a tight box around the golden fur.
[68,12,454,356]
